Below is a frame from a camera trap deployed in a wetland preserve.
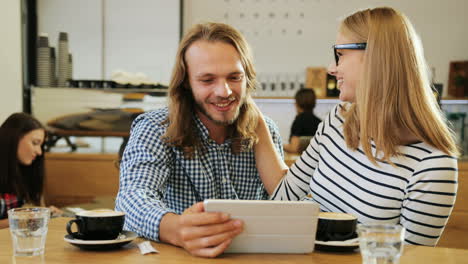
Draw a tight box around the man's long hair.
[163,22,260,158]
[340,7,459,164]
[0,113,45,205]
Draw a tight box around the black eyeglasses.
[333,43,367,65]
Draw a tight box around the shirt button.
[222,177,227,183]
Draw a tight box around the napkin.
[138,241,159,255]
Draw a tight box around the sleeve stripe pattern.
[329,123,415,173]
[321,133,409,182]
[405,198,454,208]
[319,155,404,201]
[311,173,400,221]
[413,167,458,177]
[319,143,406,197]
[400,214,444,229]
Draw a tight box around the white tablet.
[204,199,320,254]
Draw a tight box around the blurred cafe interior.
[1,0,468,261]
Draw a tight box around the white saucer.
[315,238,359,247]
[64,231,138,250]
[315,238,359,252]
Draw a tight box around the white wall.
[0,0,23,123]
[38,0,180,84]
[104,0,180,84]
[184,0,468,96]
[38,0,104,79]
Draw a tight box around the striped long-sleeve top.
[271,103,458,246]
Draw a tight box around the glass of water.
[357,223,405,264]
[8,207,50,257]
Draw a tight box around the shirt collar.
[193,112,232,146]
[193,113,210,142]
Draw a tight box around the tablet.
[204,199,320,253]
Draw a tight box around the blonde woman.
[255,7,459,246]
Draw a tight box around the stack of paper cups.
[57,32,69,87]
[36,34,51,87]
[50,47,56,87]
[67,53,73,84]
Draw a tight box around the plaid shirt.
[115,107,283,241]
[0,193,24,219]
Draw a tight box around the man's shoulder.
[263,115,280,133]
[131,107,169,133]
[140,107,169,121]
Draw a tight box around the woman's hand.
[49,206,63,218]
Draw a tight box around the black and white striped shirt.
[271,103,458,246]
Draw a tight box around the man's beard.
[194,95,244,126]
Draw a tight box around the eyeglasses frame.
[333,43,367,65]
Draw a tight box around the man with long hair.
[115,22,282,257]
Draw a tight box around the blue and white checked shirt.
[115,107,283,241]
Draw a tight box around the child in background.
[283,88,321,153]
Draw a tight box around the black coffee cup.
[66,210,125,240]
[316,212,357,242]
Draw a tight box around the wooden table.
[1,218,467,264]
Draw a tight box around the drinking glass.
[8,208,50,257]
[357,223,405,264]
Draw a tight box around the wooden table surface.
[1,218,467,264]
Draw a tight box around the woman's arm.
[283,136,301,154]
[402,156,458,246]
[40,196,63,217]
[255,115,289,195]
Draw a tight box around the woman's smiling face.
[328,32,366,102]
[17,128,45,166]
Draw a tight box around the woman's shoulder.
[321,102,349,127]
[264,115,281,135]
[297,112,321,122]
[402,142,458,169]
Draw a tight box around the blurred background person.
[0,113,61,228]
[283,88,321,154]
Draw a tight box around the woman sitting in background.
[255,7,459,246]
[0,113,61,228]
[283,88,321,154]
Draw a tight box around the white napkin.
[138,241,159,255]
[65,207,86,214]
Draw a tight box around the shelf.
[253,96,338,100]
[254,96,467,105]
[441,97,468,104]
[254,96,340,104]
[32,86,168,94]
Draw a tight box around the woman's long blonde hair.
[164,22,259,158]
[340,7,459,164]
